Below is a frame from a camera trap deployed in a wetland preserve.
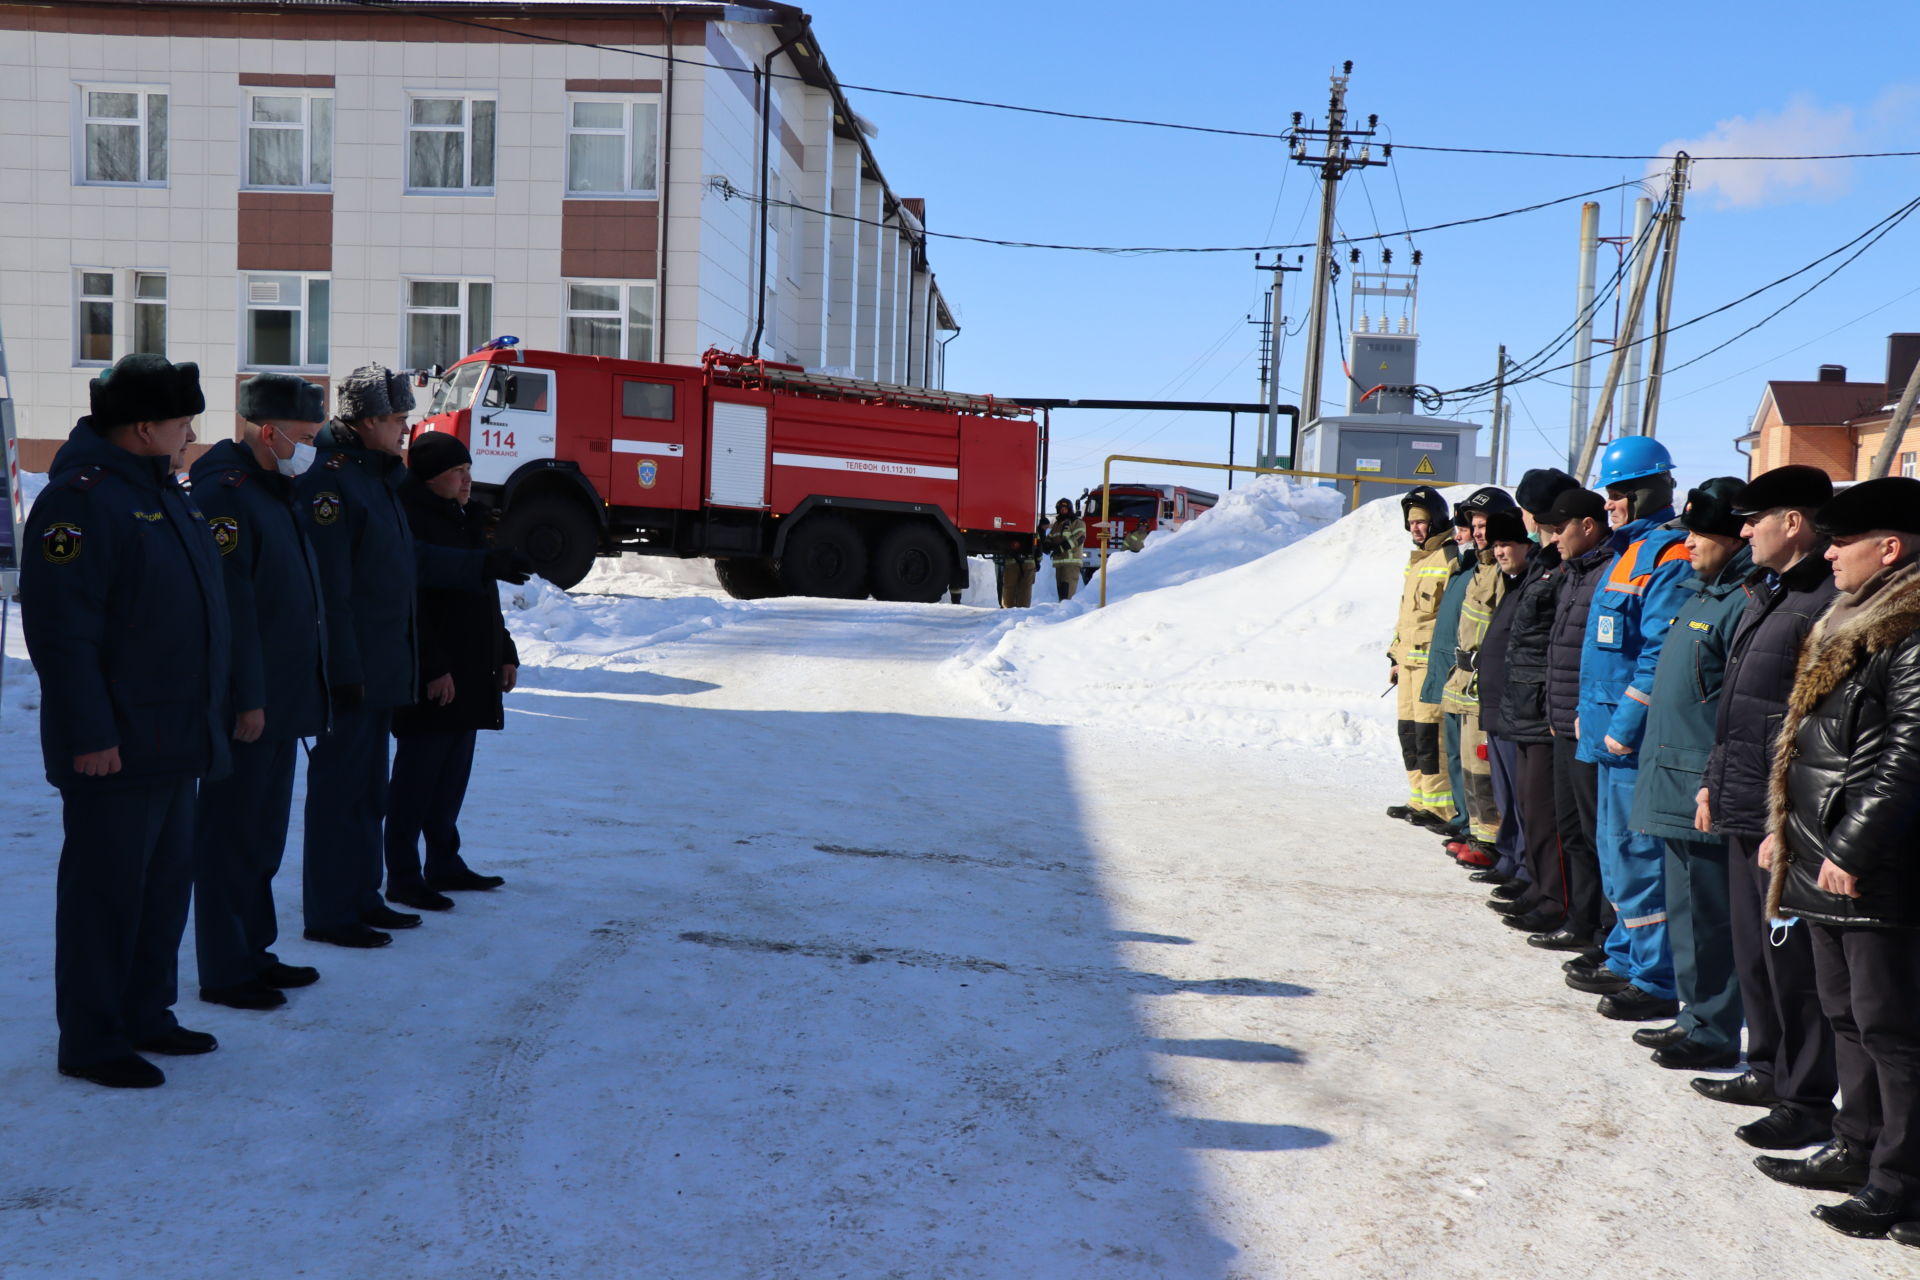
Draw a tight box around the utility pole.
[1574,192,1667,480]
[1618,195,1654,437]
[1640,152,1691,438]
[1289,62,1385,438]
[1568,202,1600,471]
[1491,345,1509,485]
[1254,255,1300,466]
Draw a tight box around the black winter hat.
[1515,467,1580,518]
[1400,485,1450,530]
[1540,487,1606,527]
[1482,509,1532,545]
[1814,477,1920,538]
[87,353,205,430]
[1681,477,1750,538]
[1732,464,1834,517]
[407,429,472,482]
[238,372,326,424]
[1454,485,1519,527]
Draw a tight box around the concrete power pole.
[1491,345,1509,485]
[1568,202,1600,470]
[1288,62,1385,438]
[1255,256,1300,466]
[1640,152,1691,439]
[1619,196,1654,437]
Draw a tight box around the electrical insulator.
[1382,143,1392,158]
[1368,114,1378,128]
[1349,247,1360,264]
[1343,59,1353,73]
[1412,249,1423,267]
[1291,111,1303,127]
[1382,248,1393,264]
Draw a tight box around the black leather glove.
[484,547,535,585]
[332,681,365,712]
[1455,647,1477,673]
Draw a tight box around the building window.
[75,271,115,364]
[74,269,168,364]
[133,272,167,355]
[563,281,655,361]
[243,273,330,370]
[407,95,495,193]
[78,85,167,185]
[404,279,493,372]
[1903,451,1916,479]
[246,91,333,189]
[565,98,660,196]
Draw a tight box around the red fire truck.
[410,343,1042,600]
[1080,482,1218,569]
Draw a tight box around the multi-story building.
[1739,334,1920,481]
[0,0,958,470]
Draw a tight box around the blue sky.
[805,0,1920,504]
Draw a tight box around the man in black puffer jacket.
[1755,477,1920,1243]
[384,432,520,911]
[1691,465,1839,1144]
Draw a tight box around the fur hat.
[1733,464,1834,517]
[1539,487,1606,527]
[87,353,205,430]
[1681,477,1750,538]
[238,372,326,424]
[1483,509,1531,545]
[336,364,416,421]
[1515,467,1579,518]
[407,429,472,482]
[1815,477,1920,539]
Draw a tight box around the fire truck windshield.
[428,361,487,417]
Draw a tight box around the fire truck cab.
[1081,482,1218,567]
[413,343,1042,601]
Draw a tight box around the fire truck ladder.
[701,349,1033,420]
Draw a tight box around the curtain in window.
[630,103,660,192]
[626,288,655,361]
[306,280,330,365]
[410,130,462,189]
[311,98,333,185]
[409,313,459,371]
[567,316,620,357]
[471,100,496,188]
[568,133,622,193]
[85,123,138,182]
[146,94,168,181]
[466,283,493,353]
[250,127,301,187]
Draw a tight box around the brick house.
[1740,333,1920,481]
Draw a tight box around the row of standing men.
[20,353,532,1090]
[1386,441,1920,1246]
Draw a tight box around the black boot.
[1755,1138,1870,1191]
[1597,985,1680,1021]
[361,904,422,930]
[1565,965,1632,995]
[305,923,393,949]
[1527,926,1591,952]
[1890,1221,1920,1248]
[1737,1104,1835,1151]
[1632,1023,1690,1049]
[134,1026,218,1056]
[59,1054,165,1088]
[200,980,288,1011]
[260,961,319,988]
[1503,908,1564,933]
[428,867,507,892]
[1386,804,1416,822]
[387,884,455,912]
[1651,1038,1740,1070]
[1691,1070,1780,1108]
[1812,1186,1911,1238]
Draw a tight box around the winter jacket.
[20,421,232,790]
[1049,517,1086,568]
[189,439,329,741]
[1704,548,1839,839]
[1442,556,1507,711]
[1478,564,1531,737]
[1575,512,1694,765]
[391,479,521,737]
[1391,530,1456,671]
[1420,545,1475,704]
[1629,547,1756,841]
[1767,560,1920,928]
[1494,544,1563,744]
[1545,542,1613,740]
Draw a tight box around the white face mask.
[276,441,318,477]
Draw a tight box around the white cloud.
[1650,94,1857,208]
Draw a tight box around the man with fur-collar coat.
[1755,475,1920,1246]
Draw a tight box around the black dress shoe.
[387,885,455,912]
[260,961,319,988]
[59,1054,164,1088]
[1489,879,1527,898]
[1755,1137,1870,1191]
[1890,1220,1920,1247]
[200,980,287,1011]
[1488,894,1534,916]
[1597,985,1680,1021]
[133,1026,218,1056]
[1652,1038,1740,1070]
[1812,1186,1911,1238]
[1632,1023,1691,1049]
[361,905,422,930]
[1737,1104,1835,1150]
[1469,870,1512,886]
[1528,926,1591,952]
[1566,965,1632,995]
[1692,1070,1780,1108]
[1503,908,1564,933]
[305,924,393,949]
[428,867,507,892]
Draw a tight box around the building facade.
[1740,335,1920,482]
[0,0,957,469]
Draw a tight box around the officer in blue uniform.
[20,354,230,1089]
[296,365,526,948]
[189,373,331,1009]
[1575,436,1696,1021]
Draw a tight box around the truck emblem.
[637,459,658,489]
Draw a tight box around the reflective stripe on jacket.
[1391,531,1455,668]
[1443,556,1507,710]
[1575,512,1694,764]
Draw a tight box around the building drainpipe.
[937,325,959,391]
[750,32,803,357]
[656,6,675,360]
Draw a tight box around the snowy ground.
[0,477,1905,1278]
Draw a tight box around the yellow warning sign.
[1379,361,1390,371]
[1414,454,1436,476]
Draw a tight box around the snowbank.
[945,479,1452,753]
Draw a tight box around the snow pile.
[946,479,1426,753]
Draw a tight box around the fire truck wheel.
[498,491,599,590]
[713,556,785,600]
[868,521,953,604]
[778,513,869,599]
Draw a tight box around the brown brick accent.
[565,79,664,94]
[0,4,708,46]
[239,73,335,88]
[237,193,333,272]
[560,200,659,280]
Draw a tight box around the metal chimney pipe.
[1569,202,1600,469]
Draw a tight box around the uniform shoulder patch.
[41,522,84,564]
[324,454,347,470]
[311,491,343,526]
[209,514,240,555]
[66,466,105,491]
[220,470,248,488]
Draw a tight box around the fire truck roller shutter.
[496,464,605,589]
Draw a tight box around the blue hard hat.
[1595,435,1674,489]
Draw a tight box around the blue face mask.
[277,441,317,478]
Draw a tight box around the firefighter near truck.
[410,342,1043,601]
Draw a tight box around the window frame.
[561,279,658,363]
[401,277,495,373]
[74,82,169,187]
[241,88,334,192]
[132,271,168,357]
[404,92,498,195]
[73,269,117,366]
[563,94,662,199]
[240,272,331,372]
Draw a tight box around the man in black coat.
[1472,508,1537,889]
[1692,465,1840,1144]
[20,354,229,1088]
[1754,477,1920,1242]
[189,372,330,1011]
[384,432,518,912]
